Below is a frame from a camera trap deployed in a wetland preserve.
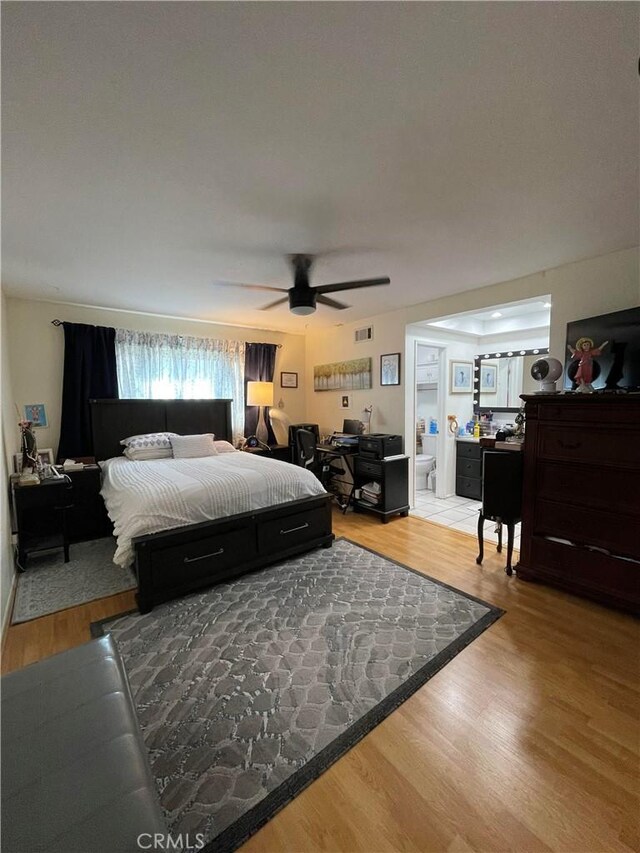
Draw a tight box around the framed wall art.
[450,360,473,393]
[380,353,401,386]
[313,358,372,391]
[24,403,48,428]
[280,372,298,388]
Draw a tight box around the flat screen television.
[563,306,640,392]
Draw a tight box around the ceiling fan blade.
[314,277,390,295]
[213,281,288,294]
[316,294,350,310]
[260,296,289,310]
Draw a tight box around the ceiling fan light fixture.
[288,287,317,315]
[213,252,389,314]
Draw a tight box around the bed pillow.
[170,434,218,458]
[120,432,178,450]
[124,446,173,461]
[213,440,237,453]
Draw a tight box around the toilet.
[415,434,437,490]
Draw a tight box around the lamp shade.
[246,381,274,407]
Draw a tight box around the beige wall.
[1,290,17,635]
[4,299,307,458]
[305,247,639,439]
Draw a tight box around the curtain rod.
[51,319,282,347]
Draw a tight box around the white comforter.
[100,452,326,567]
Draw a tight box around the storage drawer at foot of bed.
[258,504,331,556]
[150,526,258,585]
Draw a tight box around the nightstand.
[64,466,113,542]
[242,444,292,463]
[11,476,73,569]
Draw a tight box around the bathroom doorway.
[412,340,447,501]
[406,295,550,542]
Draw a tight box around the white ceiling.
[2,2,638,333]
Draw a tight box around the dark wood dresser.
[516,395,640,614]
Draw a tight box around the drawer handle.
[184,548,224,563]
[558,440,581,450]
[280,522,309,535]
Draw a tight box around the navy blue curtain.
[58,322,118,461]
[244,343,277,443]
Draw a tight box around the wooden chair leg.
[475,511,484,565]
[505,522,515,576]
[496,521,503,553]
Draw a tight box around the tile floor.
[411,489,521,551]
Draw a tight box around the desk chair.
[295,429,322,478]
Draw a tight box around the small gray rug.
[12,538,136,624]
[93,538,502,852]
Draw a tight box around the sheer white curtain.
[115,330,246,443]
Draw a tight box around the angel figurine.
[567,336,609,392]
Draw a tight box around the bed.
[90,399,334,612]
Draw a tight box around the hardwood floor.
[3,510,639,852]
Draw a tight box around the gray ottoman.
[1,635,166,852]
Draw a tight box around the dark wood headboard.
[90,399,233,461]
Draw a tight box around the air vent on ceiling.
[354,325,373,343]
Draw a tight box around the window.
[115,330,245,443]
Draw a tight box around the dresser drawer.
[456,442,482,461]
[456,475,482,501]
[456,458,482,479]
[153,525,258,583]
[520,536,640,613]
[258,504,331,556]
[536,426,640,468]
[535,462,640,516]
[534,499,639,560]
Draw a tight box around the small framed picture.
[450,360,473,393]
[13,448,54,474]
[380,353,401,386]
[38,448,55,466]
[280,371,298,389]
[24,403,47,428]
[480,363,497,394]
[340,394,351,409]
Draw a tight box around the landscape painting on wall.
[314,358,372,391]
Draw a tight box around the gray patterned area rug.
[12,537,136,624]
[93,538,502,852]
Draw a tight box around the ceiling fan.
[215,254,390,315]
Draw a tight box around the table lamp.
[247,381,274,445]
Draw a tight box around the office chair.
[295,428,343,488]
[295,429,321,477]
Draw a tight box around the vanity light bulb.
[520,350,526,355]
[495,353,501,357]
[507,351,513,356]
[533,349,539,354]
[484,354,490,359]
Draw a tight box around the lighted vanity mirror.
[474,347,549,413]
